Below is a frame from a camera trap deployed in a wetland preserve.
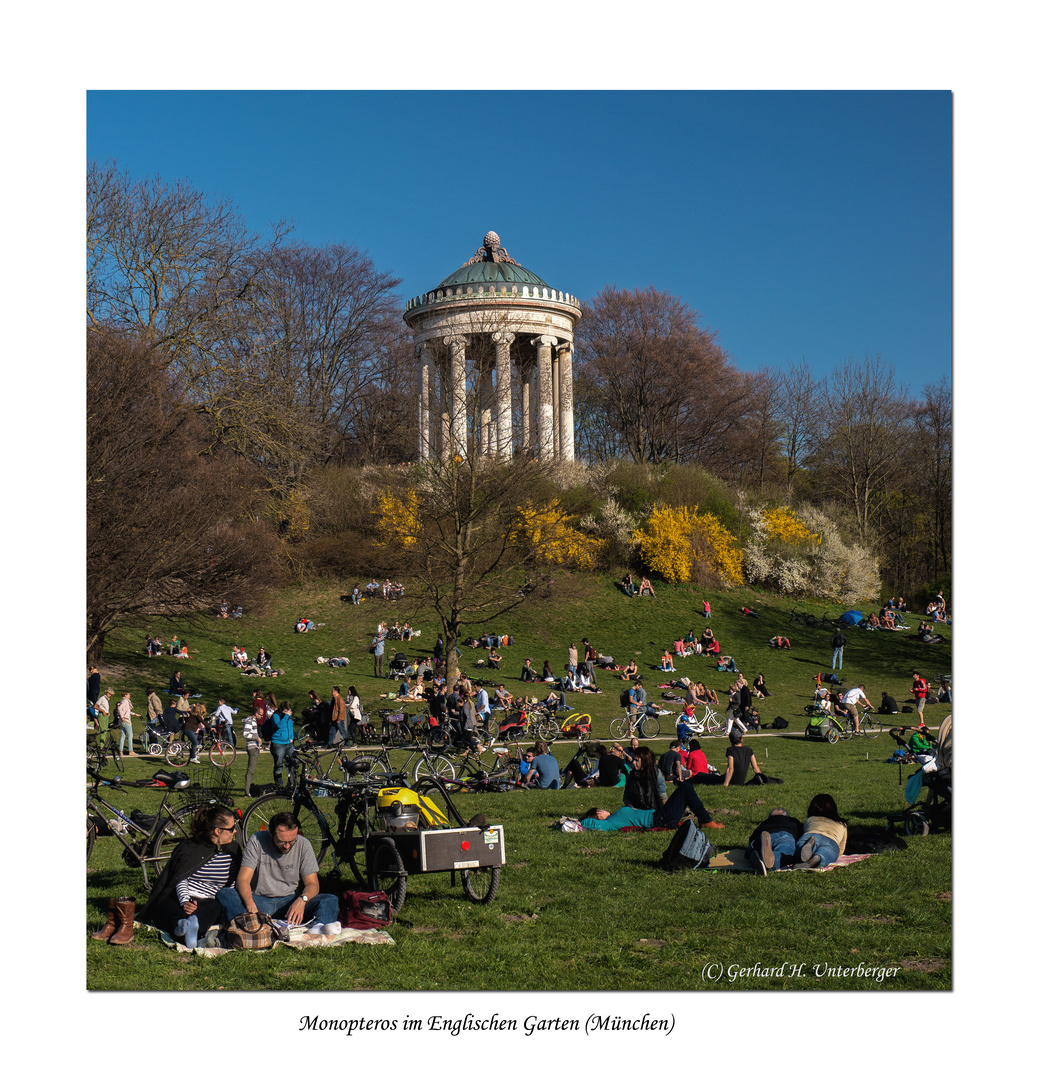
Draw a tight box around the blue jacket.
[270,711,294,745]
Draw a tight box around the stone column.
[444,334,468,457]
[533,335,557,459]
[477,363,494,456]
[519,358,532,451]
[552,351,562,460]
[493,331,514,459]
[558,341,575,462]
[418,341,434,461]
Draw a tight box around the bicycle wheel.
[166,741,190,766]
[369,838,408,914]
[241,792,332,870]
[87,816,96,863]
[905,812,930,837]
[208,740,237,767]
[343,804,381,886]
[146,741,164,756]
[609,717,628,739]
[461,865,501,904]
[638,715,660,738]
[144,805,196,891]
[705,711,723,735]
[412,753,456,784]
[826,726,840,745]
[861,717,881,739]
[537,717,561,741]
[108,738,123,771]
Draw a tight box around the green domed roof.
[436,231,550,290]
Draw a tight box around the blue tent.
[839,610,864,625]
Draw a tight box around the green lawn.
[88,577,951,991]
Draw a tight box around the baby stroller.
[388,652,413,681]
[888,716,951,836]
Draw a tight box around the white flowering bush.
[742,504,880,604]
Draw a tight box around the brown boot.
[91,897,119,941]
[108,896,137,946]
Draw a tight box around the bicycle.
[160,726,237,768]
[676,704,723,742]
[822,706,882,743]
[87,727,124,771]
[86,767,237,891]
[346,740,458,786]
[609,707,661,740]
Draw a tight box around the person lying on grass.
[577,778,724,831]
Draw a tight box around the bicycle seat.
[345,758,372,775]
[173,778,191,790]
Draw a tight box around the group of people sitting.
[144,635,190,658]
[619,574,657,597]
[94,807,343,949]
[231,644,277,675]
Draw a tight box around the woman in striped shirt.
[139,805,241,947]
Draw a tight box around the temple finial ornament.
[463,230,521,267]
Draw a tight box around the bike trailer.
[804,715,831,741]
[368,824,506,874]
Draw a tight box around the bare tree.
[575,285,751,469]
[375,453,573,687]
[87,329,279,664]
[775,358,821,499]
[814,354,911,544]
[87,160,287,370]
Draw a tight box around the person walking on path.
[830,628,847,671]
[372,634,385,679]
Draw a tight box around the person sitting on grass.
[619,659,638,681]
[486,646,503,670]
[722,731,763,786]
[638,576,656,597]
[524,741,560,789]
[745,806,803,876]
[752,672,770,698]
[879,690,900,715]
[793,793,848,869]
[659,649,675,672]
[578,777,724,831]
[768,636,792,649]
[137,804,242,949]
[519,658,536,683]
[623,747,667,810]
[620,573,635,597]
[658,741,688,783]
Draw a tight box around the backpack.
[770,715,789,729]
[658,819,714,872]
[339,891,392,930]
[619,688,632,709]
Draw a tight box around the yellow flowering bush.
[511,499,605,570]
[375,489,422,548]
[635,505,744,586]
[762,506,820,546]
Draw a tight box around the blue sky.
[88,90,950,395]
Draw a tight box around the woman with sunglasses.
[139,804,241,948]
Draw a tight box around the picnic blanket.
[147,921,394,956]
[706,849,873,873]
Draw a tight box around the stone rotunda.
[403,231,581,462]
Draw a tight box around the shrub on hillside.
[743,504,879,603]
[634,504,744,586]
